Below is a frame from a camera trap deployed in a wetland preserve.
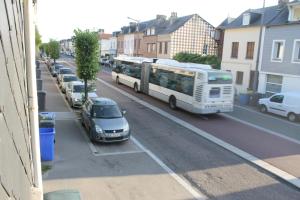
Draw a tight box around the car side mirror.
[122,110,127,115]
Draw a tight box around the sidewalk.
[40,63,198,200]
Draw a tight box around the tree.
[35,26,42,49]
[48,40,60,63]
[173,52,221,69]
[39,43,48,56]
[74,29,99,102]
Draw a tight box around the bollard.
[36,69,41,79]
[36,79,43,91]
[37,91,46,111]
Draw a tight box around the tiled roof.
[121,14,195,35]
[99,33,112,40]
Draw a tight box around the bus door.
[140,62,151,94]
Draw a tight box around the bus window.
[208,72,232,84]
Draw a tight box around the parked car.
[65,81,98,108]
[51,64,64,77]
[57,67,73,84]
[59,74,79,93]
[81,97,130,142]
[258,92,300,122]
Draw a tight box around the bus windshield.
[207,72,232,84]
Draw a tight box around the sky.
[37,0,279,42]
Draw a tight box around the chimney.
[169,12,178,24]
[156,14,167,21]
[278,0,289,6]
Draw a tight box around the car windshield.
[93,105,122,119]
[73,85,85,93]
[63,76,78,82]
[60,69,72,74]
[55,65,63,70]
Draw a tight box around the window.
[236,71,243,85]
[138,39,141,49]
[159,42,162,54]
[151,28,155,35]
[202,44,208,55]
[231,42,239,58]
[246,42,255,59]
[242,13,250,26]
[292,39,300,63]
[152,43,156,52]
[149,66,195,96]
[266,74,282,96]
[164,42,168,54]
[146,29,151,36]
[270,95,284,103]
[147,44,151,53]
[271,40,285,62]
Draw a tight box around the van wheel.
[169,96,177,110]
[116,77,120,85]
[288,113,297,122]
[134,83,138,93]
[260,105,267,113]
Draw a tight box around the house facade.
[1,0,43,199]
[258,0,300,96]
[220,4,284,94]
[98,31,112,57]
[117,13,218,59]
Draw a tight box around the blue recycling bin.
[239,93,250,105]
[39,127,55,161]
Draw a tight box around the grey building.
[258,0,300,96]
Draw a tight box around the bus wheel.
[134,83,138,93]
[116,77,120,84]
[169,96,177,110]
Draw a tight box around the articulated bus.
[112,55,234,114]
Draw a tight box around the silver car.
[81,97,130,142]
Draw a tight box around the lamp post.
[127,17,141,56]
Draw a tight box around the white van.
[258,93,300,122]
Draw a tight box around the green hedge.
[173,52,220,69]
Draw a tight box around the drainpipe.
[24,0,43,199]
[253,0,265,92]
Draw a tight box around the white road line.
[93,150,145,157]
[45,65,99,155]
[234,104,300,127]
[131,136,207,200]
[97,77,300,190]
[221,113,300,145]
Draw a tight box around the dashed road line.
[96,77,300,190]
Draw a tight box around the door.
[268,95,285,116]
[140,63,151,94]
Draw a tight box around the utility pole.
[253,0,265,92]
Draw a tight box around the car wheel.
[70,100,74,108]
[134,83,138,93]
[169,96,177,110]
[288,113,297,122]
[116,77,120,85]
[260,105,267,113]
[89,129,95,142]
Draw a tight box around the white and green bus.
[112,56,234,114]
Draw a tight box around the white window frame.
[291,39,300,64]
[270,40,285,63]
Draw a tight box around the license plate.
[109,133,121,137]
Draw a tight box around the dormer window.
[242,13,250,26]
[288,3,300,21]
[151,28,155,35]
[146,28,151,36]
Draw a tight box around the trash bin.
[37,91,46,111]
[39,127,55,161]
[36,69,41,79]
[44,190,81,200]
[239,93,250,105]
[36,60,40,69]
[39,112,55,128]
[36,79,43,91]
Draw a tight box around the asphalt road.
[59,56,300,199]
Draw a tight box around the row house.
[219,3,282,94]
[220,0,300,95]
[258,0,300,96]
[98,29,112,57]
[117,12,218,59]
